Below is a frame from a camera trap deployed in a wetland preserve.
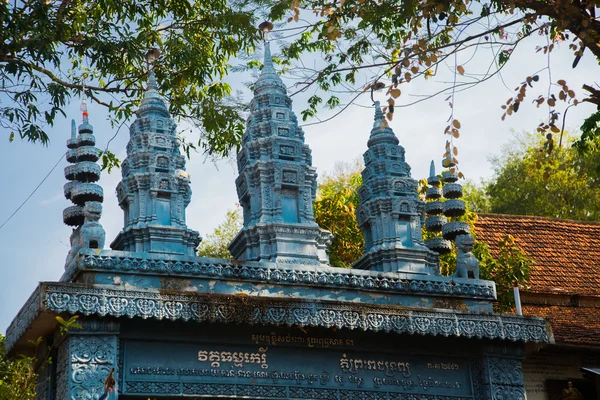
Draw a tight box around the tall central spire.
[111,72,201,256]
[229,38,332,264]
[354,102,438,274]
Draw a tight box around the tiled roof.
[521,305,600,346]
[475,213,600,296]
[475,213,600,346]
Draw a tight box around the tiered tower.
[111,72,201,255]
[354,102,438,273]
[63,99,105,267]
[424,160,471,255]
[228,41,332,264]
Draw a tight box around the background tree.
[197,207,243,259]
[462,180,492,213]
[0,334,36,400]
[1,0,262,161]
[313,161,364,268]
[269,0,600,167]
[484,132,600,220]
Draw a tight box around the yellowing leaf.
[390,88,401,98]
[452,119,461,129]
[457,65,465,75]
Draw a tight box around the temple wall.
[523,349,600,399]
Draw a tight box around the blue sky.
[1,33,598,333]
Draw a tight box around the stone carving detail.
[126,381,180,394]
[65,251,497,299]
[123,381,476,399]
[111,72,200,256]
[480,356,526,400]
[454,234,479,279]
[229,40,332,263]
[282,170,298,184]
[40,284,549,343]
[65,335,118,400]
[65,201,106,267]
[354,102,438,274]
[290,387,337,399]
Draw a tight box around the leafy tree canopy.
[473,132,600,220]
[197,207,243,259]
[269,0,600,166]
[1,0,262,160]
[0,334,36,400]
[313,161,364,268]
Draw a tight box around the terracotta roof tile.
[475,214,600,296]
[522,305,600,346]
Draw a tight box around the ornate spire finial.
[80,96,89,123]
[257,21,277,77]
[71,119,77,140]
[429,160,436,178]
[373,101,384,128]
[147,70,158,92]
[263,41,274,71]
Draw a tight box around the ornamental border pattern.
[40,284,549,343]
[124,381,474,400]
[66,251,496,300]
[5,289,40,351]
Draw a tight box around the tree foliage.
[0,334,37,400]
[197,207,243,259]
[313,162,364,268]
[269,0,600,167]
[1,0,261,158]
[485,133,600,220]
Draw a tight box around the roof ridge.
[478,213,600,226]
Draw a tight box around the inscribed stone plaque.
[122,332,473,398]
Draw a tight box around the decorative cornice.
[5,288,41,351]
[6,282,551,352]
[40,284,549,342]
[63,250,497,300]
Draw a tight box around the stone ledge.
[62,249,497,301]
[6,282,551,352]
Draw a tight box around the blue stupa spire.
[354,102,438,274]
[228,38,332,264]
[111,72,201,255]
[63,97,106,267]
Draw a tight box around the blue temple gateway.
[6,39,551,400]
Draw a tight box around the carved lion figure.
[80,201,106,250]
[453,234,479,279]
[65,202,105,269]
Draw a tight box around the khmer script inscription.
[123,338,472,397]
